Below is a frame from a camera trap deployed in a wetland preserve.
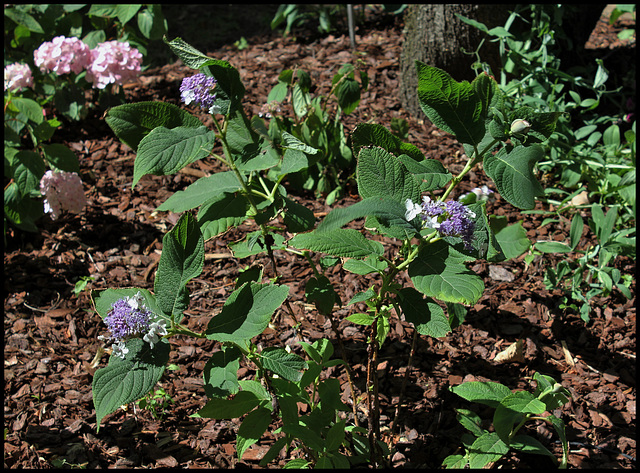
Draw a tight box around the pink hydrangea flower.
[39,170,86,220]
[85,41,142,89]
[4,63,34,91]
[33,36,91,75]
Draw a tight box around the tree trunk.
[399,4,515,118]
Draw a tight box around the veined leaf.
[197,193,250,241]
[290,228,383,259]
[468,432,509,469]
[93,338,170,430]
[133,126,215,188]
[356,146,420,203]
[205,282,289,344]
[398,287,451,338]
[416,62,485,146]
[154,213,204,318]
[409,240,484,305]
[157,171,241,212]
[450,381,511,408]
[259,347,308,382]
[203,345,242,399]
[105,101,203,151]
[237,407,272,459]
[483,145,544,210]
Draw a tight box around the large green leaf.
[416,62,485,146]
[316,196,419,238]
[197,193,250,241]
[259,347,308,382]
[483,145,544,210]
[105,101,203,151]
[92,338,170,430]
[350,123,425,162]
[205,282,289,344]
[237,407,273,459]
[156,171,242,212]
[398,287,451,338]
[408,240,484,305]
[450,381,512,408]
[356,146,420,203]
[133,125,215,188]
[396,154,452,191]
[203,345,242,399]
[468,432,510,469]
[289,228,384,259]
[154,213,204,318]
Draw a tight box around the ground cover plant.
[4,4,635,469]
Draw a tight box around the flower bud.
[510,118,531,135]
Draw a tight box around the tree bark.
[399,4,515,118]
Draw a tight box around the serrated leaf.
[105,101,203,151]
[289,228,382,258]
[396,154,452,191]
[398,287,451,337]
[450,381,511,408]
[157,171,241,212]
[133,126,215,188]
[494,391,546,444]
[154,213,204,318]
[408,240,484,305]
[316,196,419,238]
[468,432,509,469]
[259,347,308,382]
[205,282,289,344]
[356,146,420,203]
[350,122,424,161]
[93,338,170,430]
[197,390,262,419]
[237,407,272,459]
[483,145,544,210]
[203,346,242,399]
[197,193,250,240]
[346,313,376,325]
[491,217,531,260]
[416,62,485,145]
[343,256,387,275]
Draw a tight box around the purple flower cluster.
[100,292,167,358]
[405,196,476,250]
[179,73,218,113]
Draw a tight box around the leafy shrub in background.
[459,4,636,322]
[4,4,166,237]
[264,63,368,204]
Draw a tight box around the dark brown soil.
[4,5,635,469]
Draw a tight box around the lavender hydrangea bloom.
[101,292,167,358]
[405,196,477,250]
[180,73,218,113]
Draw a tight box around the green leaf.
[156,171,241,212]
[41,144,80,173]
[154,213,204,318]
[325,419,346,452]
[335,77,361,114]
[93,338,170,430]
[203,346,242,398]
[491,217,531,260]
[356,146,420,203]
[483,145,544,210]
[12,151,45,198]
[4,7,44,33]
[494,391,545,443]
[196,390,263,419]
[343,256,387,275]
[396,154,452,191]
[289,228,383,259]
[408,240,484,305]
[510,434,556,459]
[205,282,289,344]
[10,97,44,124]
[569,213,584,250]
[467,432,509,469]
[229,231,287,259]
[455,408,486,437]
[259,347,308,382]
[450,381,511,408]
[346,312,376,325]
[305,275,340,315]
[133,126,215,188]
[316,196,419,239]
[416,62,485,145]
[114,4,141,24]
[398,287,451,337]
[197,193,250,241]
[534,241,572,253]
[237,407,272,459]
[283,197,316,233]
[105,101,202,151]
[350,122,424,162]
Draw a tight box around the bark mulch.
[4,5,635,469]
